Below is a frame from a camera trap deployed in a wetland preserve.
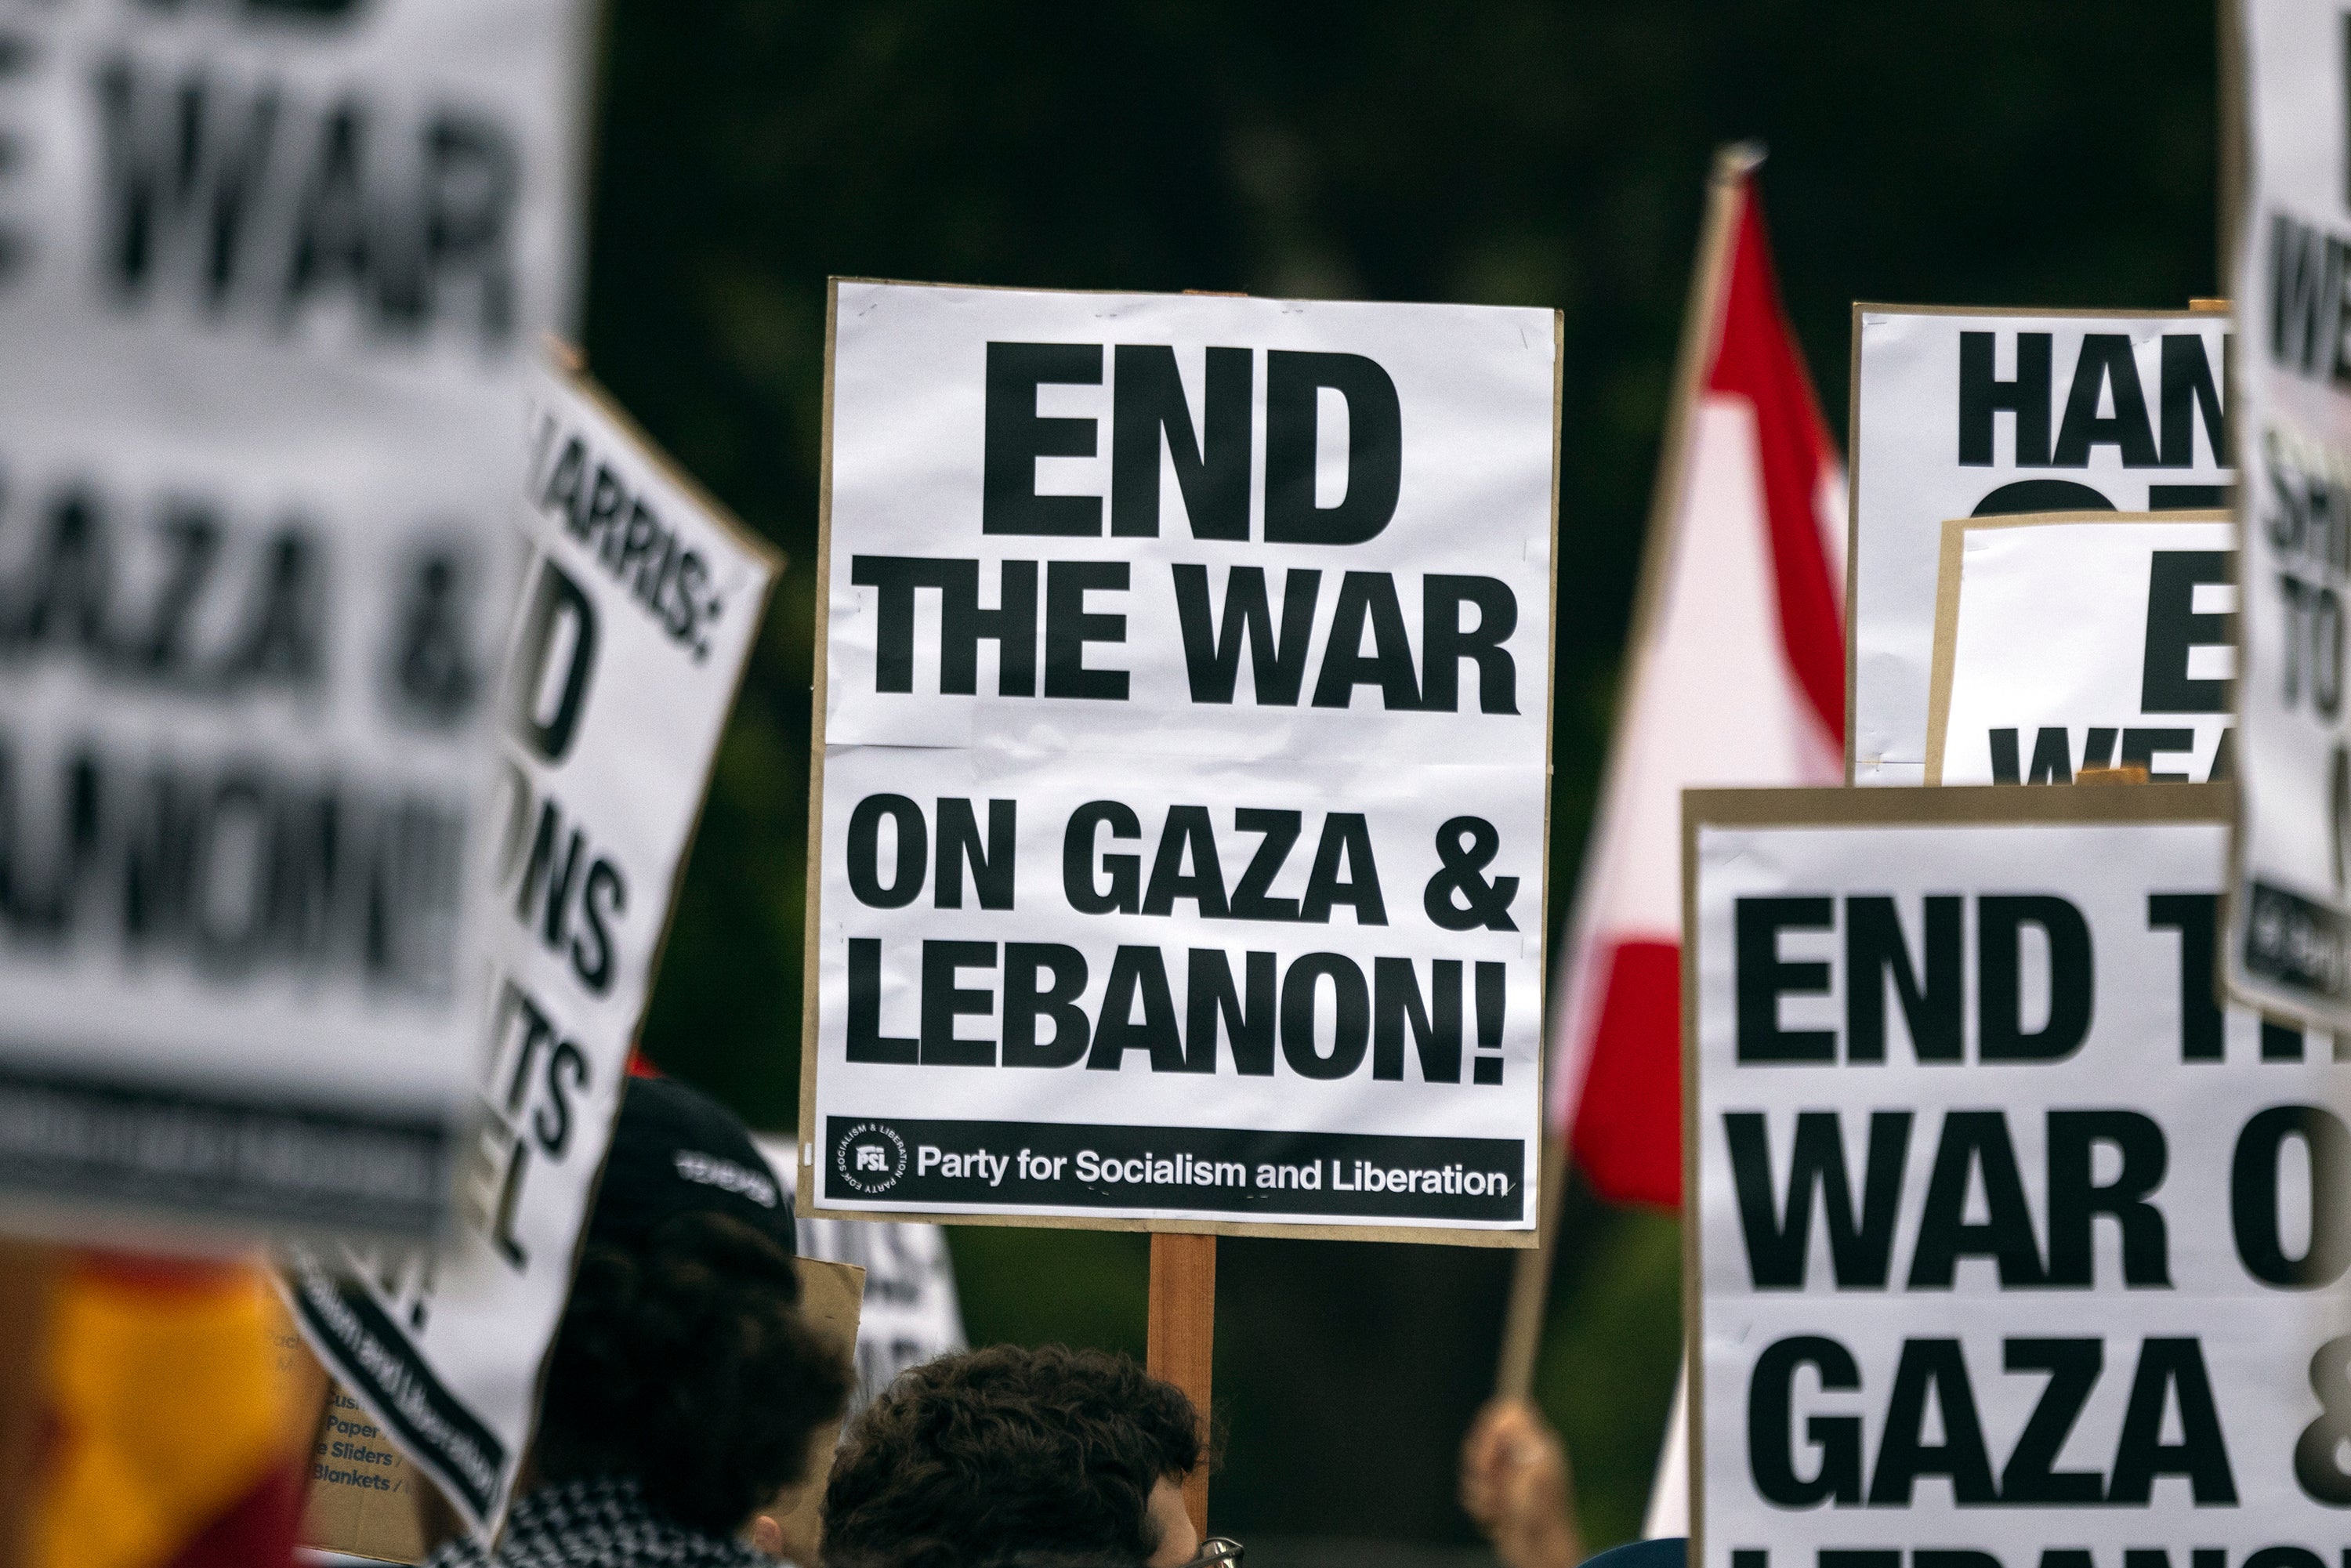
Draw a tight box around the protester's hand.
[1459,1397,1582,1568]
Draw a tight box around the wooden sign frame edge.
[792,277,1558,1251]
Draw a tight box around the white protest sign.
[1689,784,2351,1568]
[805,281,1557,1240]
[763,1142,967,1411]
[1849,308,2233,787]
[2226,0,2351,1032]
[288,357,780,1534]
[0,1,591,1237]
[1925,512,2237,785]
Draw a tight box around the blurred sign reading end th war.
[804,281,1561,1244]
[0,1,594,1240]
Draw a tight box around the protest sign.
[1925,511,2237,786]
[1849,308,2233,787]
[803,281,1559,1241]
[0,2,592,1238]
[302,1385,430,1565]
[763,1139,967,1410]
[288,356,781,1534]
[2225,0,2351,1032]
[1687,783,2351,1568]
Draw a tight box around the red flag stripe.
[1706,186,1845,750]
[1561,171,1845,1209]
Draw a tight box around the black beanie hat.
[585,1075,796,1257]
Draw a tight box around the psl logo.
[834,1122,907,1196]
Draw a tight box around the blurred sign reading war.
[0,0,592,1237]
[2226,0,2351,1033]
[805,281,1559,1241]
[289,354,779,1536]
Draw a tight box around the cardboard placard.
[1847,308,2233,788]
[288,355,781,1534]
[802,281,1560,1244]
[0,1,592,1241]
[1685,784,2349,1568]
[761,1139,967,1411]
[299,1258,864,1565]
[1924,510,2236,785]
[2224,0,2351,1032]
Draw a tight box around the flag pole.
[1492,141,1762,1402]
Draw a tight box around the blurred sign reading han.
[1923,510,2237,786]
[804,281,1559,1243]
[0,1,592,1238]
[2226,0,2351,1034]
[1846,307,2233,788]
[288,353,780,1537]
[1686,784,2349,1568]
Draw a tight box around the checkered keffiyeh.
[423,1476,778,1568]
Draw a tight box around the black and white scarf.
[423,1475,777,1568]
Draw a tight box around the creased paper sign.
[1924,511,2235,786]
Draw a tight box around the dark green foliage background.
[593,2,2221,1548]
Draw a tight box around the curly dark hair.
[535,1210,853,1534]
[821,1344,1201,1568]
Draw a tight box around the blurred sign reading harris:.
[0,0,593,1237]
[805,281,1559,1242]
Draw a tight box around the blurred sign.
[762,1138,966,1410]
[288,356,779,1535]
[805,281,1558,1240]
[1688,784,2350,1568]
[1925,511,2236,784]
[0,2,592,1237]
[2226,0,2351,1032]
[1849,308,2233,787]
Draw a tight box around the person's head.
[534,1076,853,1536]
[820,1344,1204,1568]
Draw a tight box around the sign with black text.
[804,281,1559,1240]
[2226,0,2351,1031]
[0,1,592,1237]
[1925,512,2236,785]
[1849,308,2233,787]
[1689,784,2351,1568]
[288,358,779,1535]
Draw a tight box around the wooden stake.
[1147,1232,1216,1536]
[1494,1135,1566,1400]
[1493,141,1759,1401]
[0,1240,60,1568]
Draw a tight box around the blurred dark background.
[596,2,2223,1552]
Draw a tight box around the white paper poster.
[1690,785,2351,1568]
[2226,0,2351,1032]
[0,0,592,1237]
[288,358,779,1533]
[805,281,1558,1238]
[1849,309,2233,788]
[1925,512,2237,785]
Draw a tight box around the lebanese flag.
[1547,151,1846,1207]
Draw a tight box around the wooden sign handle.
[1147,1232,1216,1537]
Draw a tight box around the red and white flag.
[1547,152,1846,1208]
